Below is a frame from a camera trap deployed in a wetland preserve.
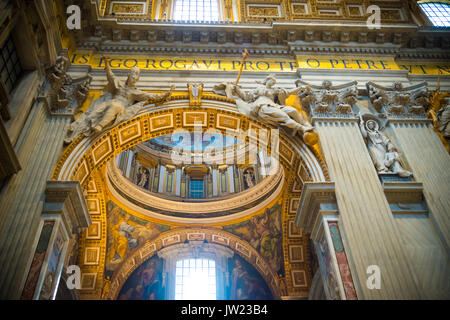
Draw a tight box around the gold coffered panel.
[106,0,153,18]
[239,0,412,23]
[241,0,287,22]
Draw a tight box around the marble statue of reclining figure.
[65,57,175,144]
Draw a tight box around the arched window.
[418,1,450,27]
[158,242,234,300]
[173,0,220,22]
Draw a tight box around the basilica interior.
[0,0,449,301]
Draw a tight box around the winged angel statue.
[213,74,315,139]
[64,57,175,144]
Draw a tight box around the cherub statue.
[64,57,175,144]
[46,55,71,111]
[213,74,314,137]
[359,114,412,177]
[74,75,93,110]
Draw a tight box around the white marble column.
[212,168,218,196]
[175,168,182,196]
[228,165,235,193]
[125,150,134,179]
[158,165,166,193]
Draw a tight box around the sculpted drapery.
[65,57,175,144]
[214,75,314,137]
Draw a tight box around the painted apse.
[117,254,273,300]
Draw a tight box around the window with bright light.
[419,2,450,27]
[175,258,216,300]
[190,179,204,199]
[173,0,220,22]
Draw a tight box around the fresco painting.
[229,255,273,300]
[105,201,170,277]
[223,203,284,276]
[118,255,165,300]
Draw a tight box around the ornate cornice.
[69,1,450,59]
[107,159,285,223]
[42,180,91,234]
[0,113,21,180]
[295,182,337,235]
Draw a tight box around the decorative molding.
[296,78,358,119]
[0,115,21,180]
[382,181,428,215]
[295,182,337,234]
[42,181,91,234]
[366,81,430,119]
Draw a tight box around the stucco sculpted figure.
[359,114,412,177]
[366,81,429,116]
[295,78,358,116]
[64,57,175,144]
[213,75,314,137]
[437,99,450,139]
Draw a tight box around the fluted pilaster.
[314,118,421,299]
[0,103,70,299]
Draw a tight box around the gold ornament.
[303,131,319,146]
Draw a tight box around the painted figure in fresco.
[225,205,283,275]
[106,207,131,268]
[133,222,162,245]
[213,75,314,137]
[359,114,412,177]
[318,236,340,300]
[249,209,282,273]
[106,203,167,272]
[118,257,164,300]
[230,257,271,300]
[119,213,138,250]
[64,57,175,144]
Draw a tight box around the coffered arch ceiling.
[51,94,329,298]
